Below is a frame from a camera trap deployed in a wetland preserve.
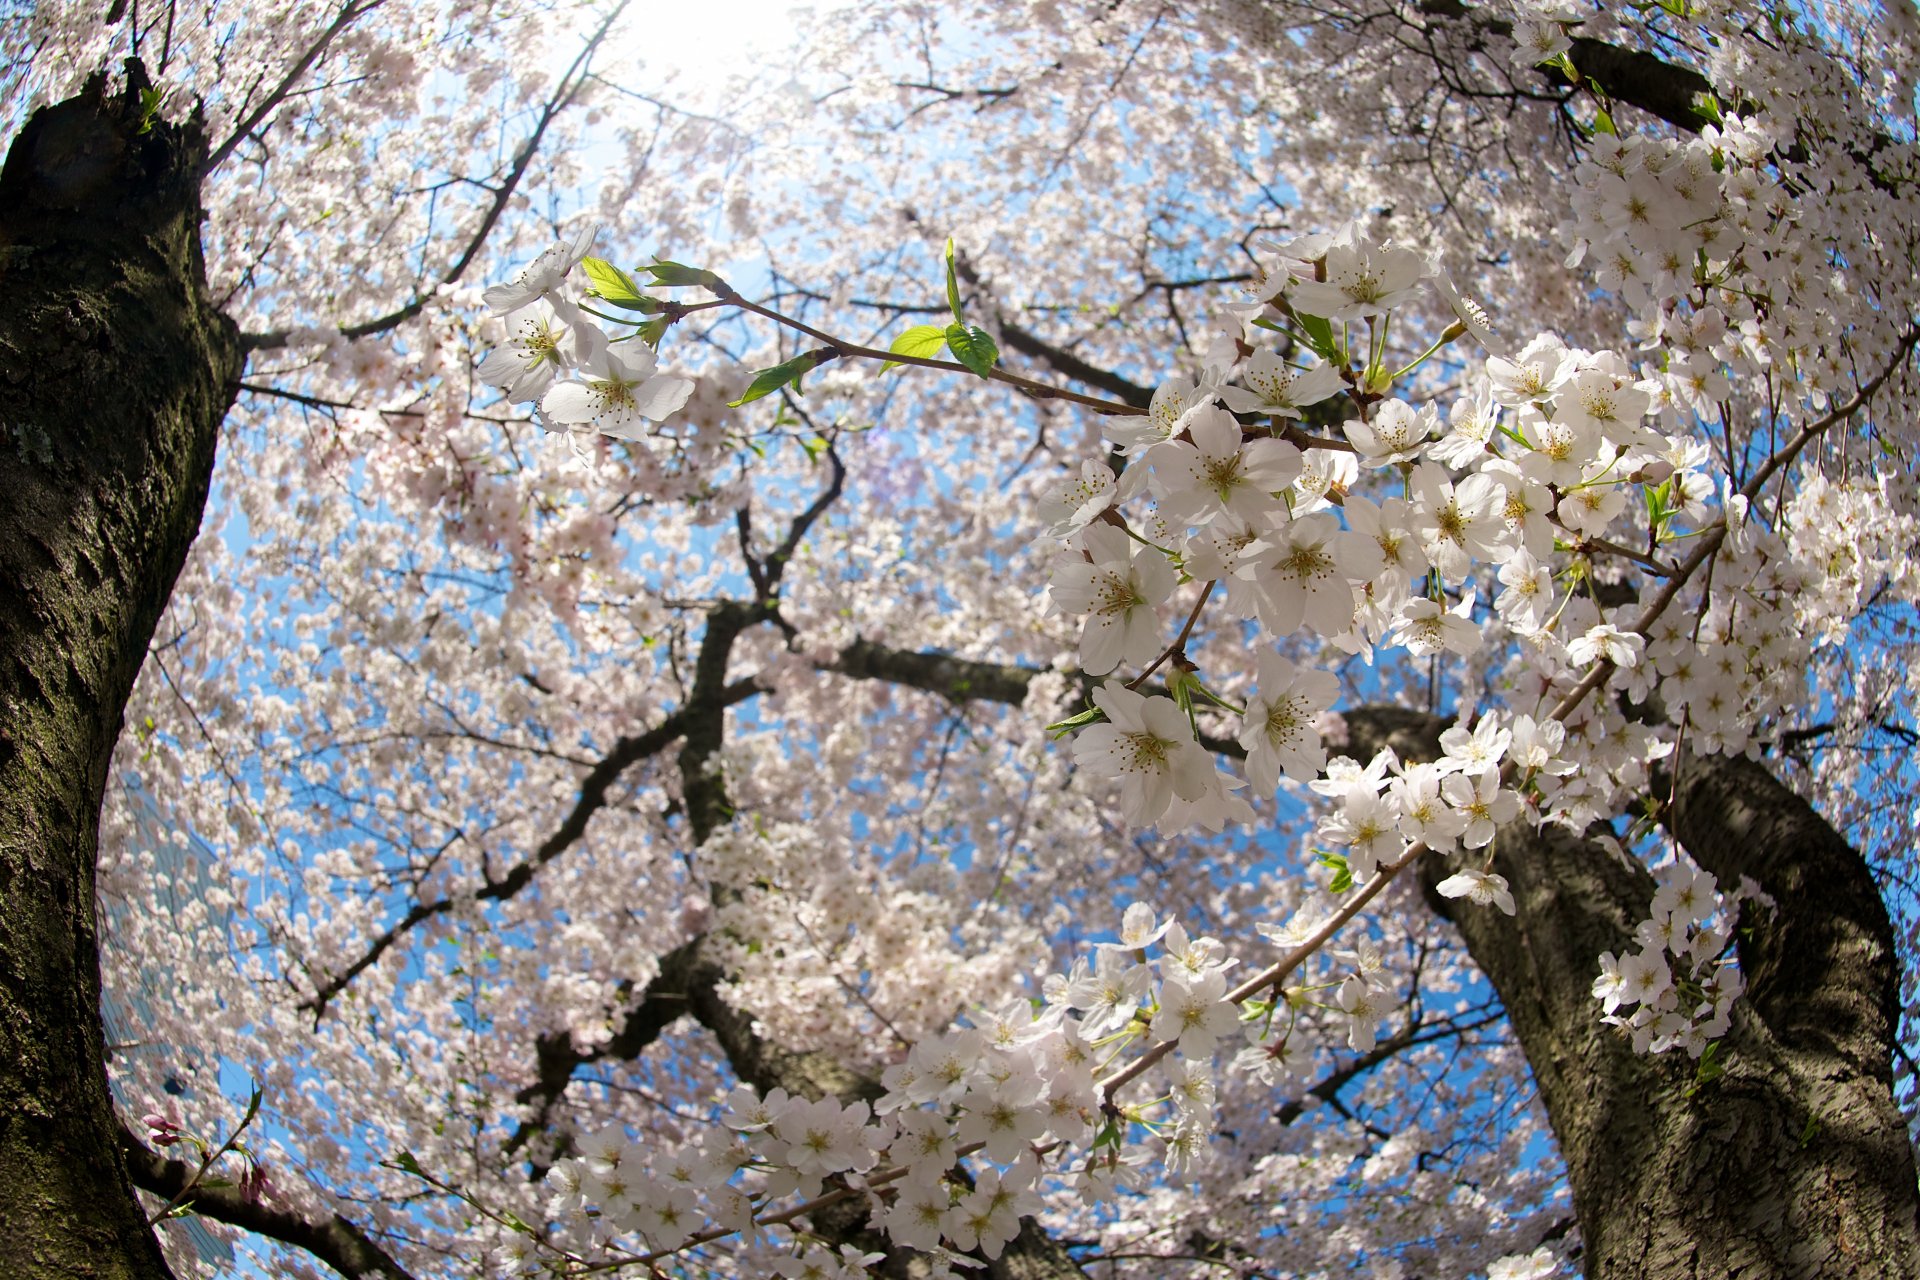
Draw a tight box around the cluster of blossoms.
[475,225,697,447]
[1592,863,1767,1057]
[1312,715,1554,898]
[531,901,1409,1271]
[454,65,1914,1260]
[1037,217,1698,845]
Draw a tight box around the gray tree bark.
[0,64,240,1279]
[1344,708,1920,1279]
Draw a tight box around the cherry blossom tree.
[5,1,1920,1278]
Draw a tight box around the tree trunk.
[0,63,240,1279]
[1343,709,1920,1279]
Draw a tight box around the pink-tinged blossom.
[1047,522,1176,675]
[882,1182,955,1250]
[1388,592,1480,658]
[1593,951,1630,1014]
[1430,392,1500,467]
[1553,365,1653,440]
[1652,865,1719,926]
[1320,785,1404,881]
[1618,948,1674,1007]
[1110,375,1213,454]
[477,295,596,403]
[1149,404,1301,527]
[1438,715,1511,775]
[768,1096,881,1179]
[1233,1022,1316,1086]
[1487,333,1573,405]
[1106,900,1175,952]
[1217,349,1344,418]
[956,1072,1047,1164]
[1488,1247,1560,1280]
[1495,550,1556,634]
[1440,768,1522,849]
[1568,623,1645,668]
[1150,968,1241,1058]
[1072,683,1215,829]
[1408,463,1508,582]
[541,342,695,438]
[1339,494,1427,585]
[1241,512,1360,638]
[1436,866,1517,914]
[945,1159,1040,1258]
[1558,473,1630,537]
[1344,398,1437,466]
[483,223,597,313]
[1286,224,1428,321]
[1159,919,1234,982]
[1510,17,1572,70]
[1389,765,1468,852]
[1338,974,1390,1052]
[1481,458,1558,556]
[1239,651,1338,793]
[1037,459,1117,537]
[1292,447,1359,514]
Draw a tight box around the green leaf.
[944,322,998,379]
[499,1210,537,1236]
[635,317,670,347]
[1685,1039,1727,1097]
[1316,850,1353,894]
[388,1150,426,1178]
[729,351,827,407]
[881,323,949,372]
[137,86,164,135]
[1045,705,1106,740]
[579,257,656,310]
[648,259,725,290]
[945,238,965,323]
[1294,312,1338,361]
[1593,107,1616,136]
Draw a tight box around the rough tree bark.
[0,64,240,1279]
[1343,707,1920,1280]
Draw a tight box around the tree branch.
[121,1123,417,1280]
[239,0,631,352]
[298,676,759,1019]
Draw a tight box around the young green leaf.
[945,238,965,323]
[648,259,726,290]
[1294,312,1339,361]
[945,322,998,379]
[729,350,832,407]
[881,323,949,372]
[137,86,165,135]
[579,257,655,310]
[1046,705,1107,739]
